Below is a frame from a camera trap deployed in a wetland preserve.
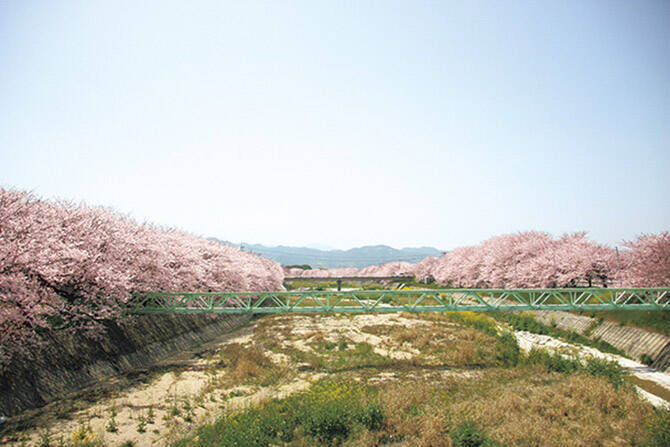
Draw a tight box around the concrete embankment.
[531,311,670,372]
[0,314,250,415]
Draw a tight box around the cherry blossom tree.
[618,233,670,286]
[0,188,283,369]
[359,261,414,277]
[411,256,440,282]
[429,232,618,288]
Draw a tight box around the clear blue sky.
[1,1,668,250]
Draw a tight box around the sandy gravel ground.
[3,310,669,446]
[0,313,431,446]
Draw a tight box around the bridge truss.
[130,288,670,314]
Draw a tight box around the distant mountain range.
[208,239,444,268]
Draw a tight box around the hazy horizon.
[2,1,668,250]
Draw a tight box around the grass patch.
[439,312,521,367]
[298,341,391,371]
[491,311,627,356]
[451,420,501,447]
[526,348,581,373]
[588,310,670,336]
[209,343,291,387]
[583,356,628,389]
[175,380,381,446]
[525,348,628,388]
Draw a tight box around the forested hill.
[208,239,443,268]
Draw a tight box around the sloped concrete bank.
[0,314,250,415]
[532,310,670,372]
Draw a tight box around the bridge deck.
[130,288,670,314]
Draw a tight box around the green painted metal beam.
[129,288,670,314]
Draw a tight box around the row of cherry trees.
[0,189,283,369]
[2,187,667,370]
[427,232,669,288]
[427,232,615,288]
[285,231,669,288]
[284,261,416,278]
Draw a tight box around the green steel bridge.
[130,288,669,314]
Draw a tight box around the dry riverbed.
[2,311,669,446]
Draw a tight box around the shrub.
[450,421,499,447]
[337,338,348,351]
[640,353,654,366]
[584,357,628,389]
[526,348,581,373]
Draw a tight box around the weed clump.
[183,380,381,446]
[524,348,629,388]
[583,356,628,389]
[299,382,382,442]
[450,420,500,447]
[136,412,147,433]
[105,407,118,433]
[218,343,274,381]
[526,348,581,373]
[490,332,521,367]
[640,353,654,366]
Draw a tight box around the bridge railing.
[129,288,670,314]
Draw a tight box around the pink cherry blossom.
[0,188,283,369]
[617,233,670,287]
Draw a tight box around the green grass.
[490,311,627,357]
[450,421,502,447]
[586,310,670,336]
[296,341,391,371]
[172,355,641,447]
[174,380,382,446]
[525,348,628,388]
